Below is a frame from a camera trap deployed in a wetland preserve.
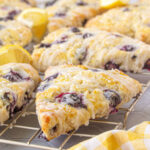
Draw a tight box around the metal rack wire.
[0,80,149,150]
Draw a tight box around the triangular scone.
[86,4,150,44]
[36,65,141,140]
[0,0,34,47]
[32,27,150,73]
[15,0,36,6]
[0,21,32,47]
[0,63,40,123]
[45,0,101,32]
[0,0,35,20]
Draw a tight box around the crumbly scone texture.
[0,0,34,21]
[0,21,32,47]
[36,65,141,140]
[134,0,150,4]
[17,0,36,6]
[32,27,150,73]
[86,4,150,44]
[45,0,101,32]
[0,63,40,123]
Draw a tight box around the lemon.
[17,8,48,42]
[100,0,129,9]
[0,45,32,66]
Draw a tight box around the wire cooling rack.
[0,78,149,150]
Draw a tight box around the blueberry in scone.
[0,63,40,123]
[36,65,141,140]
[0,0,35,21]
[45,0,101,32]
[32,27,150,73]
[86,4,150,44]
[19,0,36,6]
[0,21,32,47]
[44,0,59,7]
[0,0,36,6]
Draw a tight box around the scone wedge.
[32,27,150,73]
[45,0,101,32]
[0,21,32,47]
[0,63,40,123]
[0,0,35,21]
[36,65,141,140]
[86,4,150,44]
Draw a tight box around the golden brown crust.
[46,0,101,32]
[32,27,150,73]
[36,65,141,140]
[0,21,32,47]
[0,63,40,123]
[86,4,150,44]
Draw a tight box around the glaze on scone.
[45,0,101,32]
[0,63,40,123]
[86,4,150,44]
[17,0,36,6]
[32,27,150,73]
[134,0,150,5]
[0,0,35,21]
[36,65,141,140]
[0,21,32,47]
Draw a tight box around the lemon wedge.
[100,0,129,9]
[0,45,32,66]
[17,8,48,42]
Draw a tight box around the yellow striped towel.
[69,122,150,150]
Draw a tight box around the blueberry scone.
[45,0,101,32]
[134,0,150,5]
[17,0,36,6]
[0,63,40,123]
[86,4,150,44]
[32,27,150,73]
[0,0,36,6]
[0,0,35,21]
[36,65,141,140]
[0,21,32,47]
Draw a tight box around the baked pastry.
[17,0,36,6]
[37,0,60,8]
[0,63,40,123]
[36,65,141,140]
[0,0,34,21]
[32,27,150,73]
[45,0,101,32]
[0,21,32,47]
[0,0,36,6]
[134,0,150,5]
[86,4,150,44]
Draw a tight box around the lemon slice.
[17,8,48,42]
[0,45,32,66]
[100,0,129,9]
